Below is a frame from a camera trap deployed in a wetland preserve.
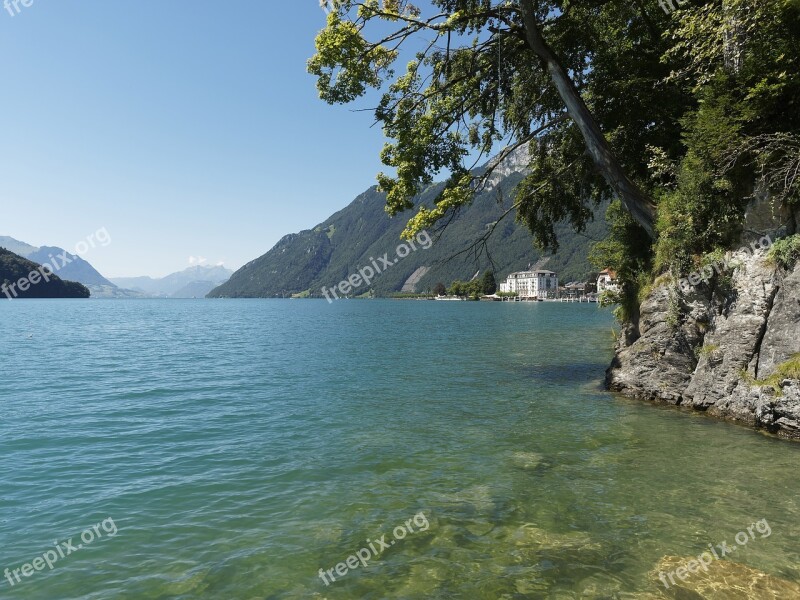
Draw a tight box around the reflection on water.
[0,300,798,599]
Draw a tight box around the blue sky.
[0,1,394,277]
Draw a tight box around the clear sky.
[0,1,393,277]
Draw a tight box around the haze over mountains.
[111,265,233,298]
[3,148,608,301]
[0,248,89,299]
[0,236,114,288]
[0,236,232,298]
[210,154,609,299]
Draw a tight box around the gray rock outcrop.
[607,243,800,440]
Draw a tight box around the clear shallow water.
[0,299,798,599]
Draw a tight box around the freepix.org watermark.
[658,0,689,14]
[678,235,773,294]
[321,230,433,302]
[3,0,34,17]
[1,227,111,299]
[4,517,118,588]
[658,518,772,590]
[318,511,430,586]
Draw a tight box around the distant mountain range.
[111,265,233,298]
[0,248,89,299]
[0,236,232,298]
[0,236,114,288]
[209,154,609,299]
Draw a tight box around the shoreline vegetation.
[4,1,800,597]
[306,0,800,447]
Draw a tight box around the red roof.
[599,269,617,279]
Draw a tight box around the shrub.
[746,353,800,395]
[767,234,800,270]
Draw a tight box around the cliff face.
[607,244,800,440]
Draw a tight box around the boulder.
[651,555,800,599]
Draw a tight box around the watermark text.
[1,227,111,299]
[318,511,430,586]
[4,0,35,17]
[658,518,772,589]
[4,517,118,588]
[678,235,772,293]
[321,230,432,302]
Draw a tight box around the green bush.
[767,234,800,270]
[749,353,800,395]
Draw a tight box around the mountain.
[0,248,90,298]
[209,167,609,299]
[0,236,114,287]
[107,275,157,293]
[26,246,115,287]
[0,236,37,257]
[85,284,149,299]
[1,235,232,299]
[111,265,233,298]
[170,280,221,299]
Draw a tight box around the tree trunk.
[519,0,657,238]
[722,0,744,74]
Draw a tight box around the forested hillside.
[309,0,800,319]
[0,248,90,299]
[209,171,607,298]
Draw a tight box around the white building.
[563,281,587,297]
[499,270,559,299]
[597,269,619,293]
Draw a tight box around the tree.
[516,1,656,235]
[585,272,598,294]
[467,278,483,299]
[433,281,447,296]
[481,270,497,294]
[309,0,685,247]
[448,278,482,298]
[310,0,800,323]
[448,280,465,297]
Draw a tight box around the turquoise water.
[1,299,798,599]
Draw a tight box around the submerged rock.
[392,561,452,597]
[510,451,544,470]
[429,484,496,513]
[506,523,601,552]
[651,555,800,599]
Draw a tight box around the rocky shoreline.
[607,241,800,441]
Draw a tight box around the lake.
[1,299,798,598]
